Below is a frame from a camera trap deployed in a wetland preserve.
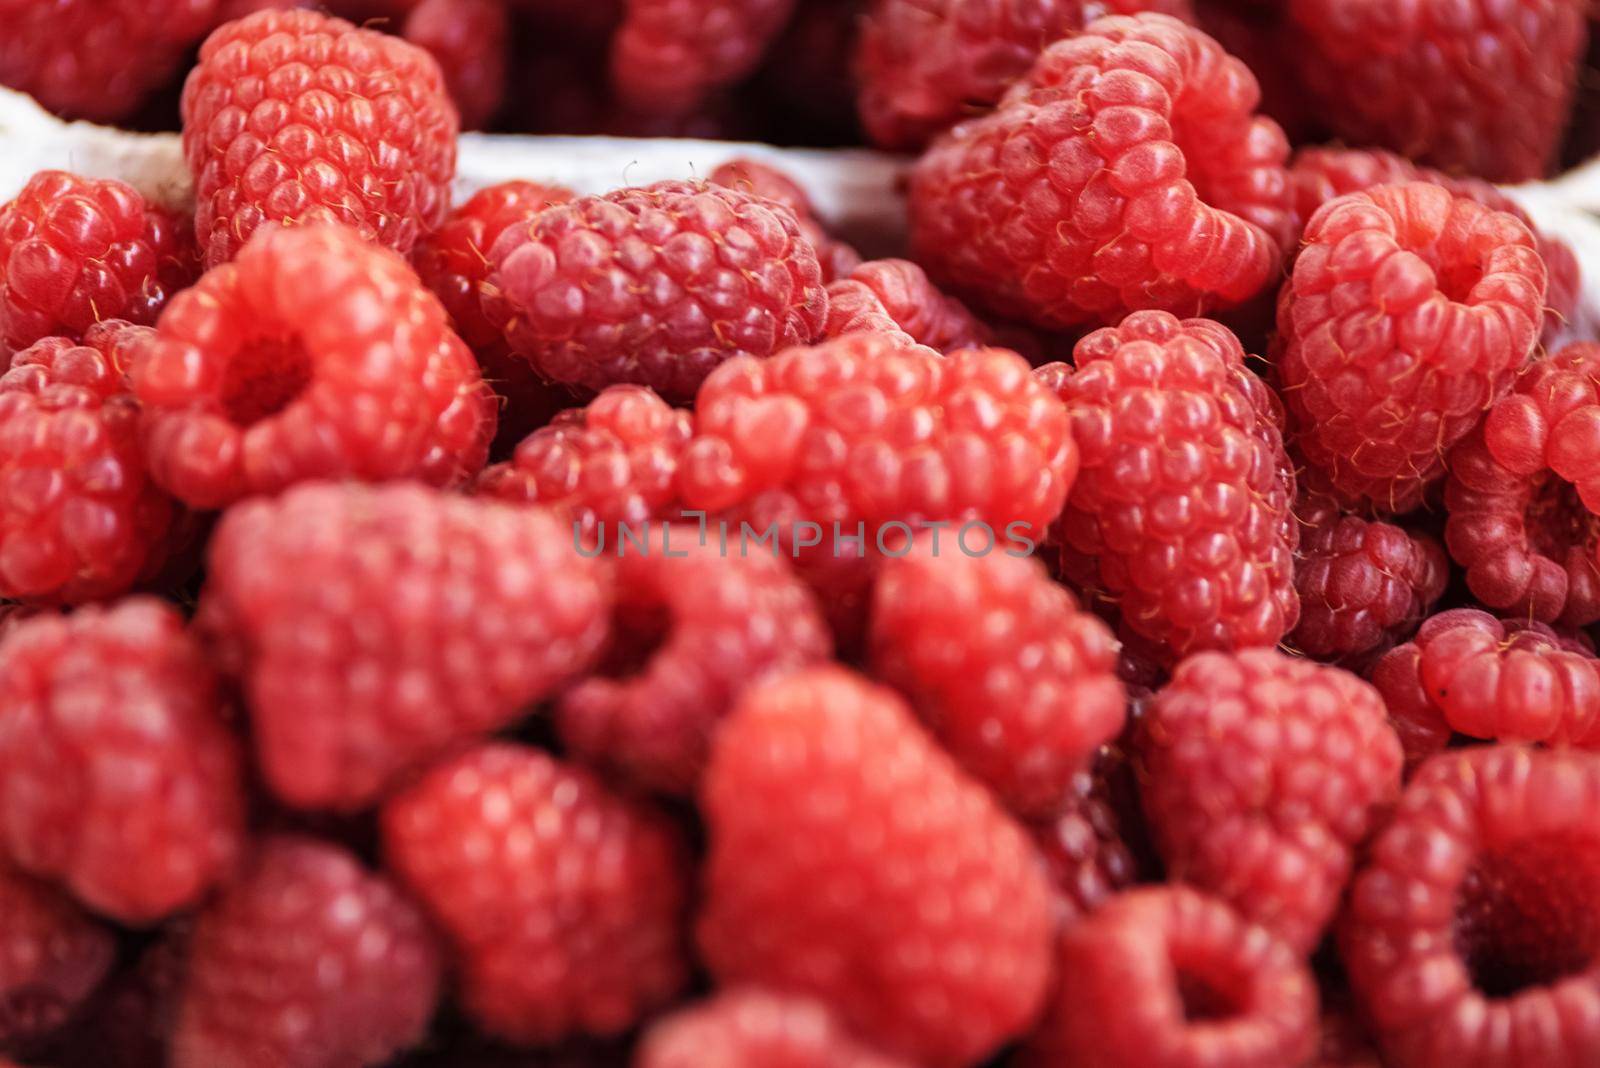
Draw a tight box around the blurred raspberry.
[1192,0,1318,142]
[828,259,992,352]
[610,0,796,116]
[910,13,1291,330]
[0,861,114,1055]
[698,667,1055,1068]
[181,8,457,267]
[382,744,691,1044]
[1029,745,1150,921]
[1277,182,1545,514]
[402,0,507,129]
[708,158,860,282]
[133,224,494,510]
[198,481,610,810]
[637,989,912,1068]
[753,0,864,143]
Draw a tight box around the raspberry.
[0,861,114,1054]
[637,989,913,1068]
[1340,745,1600,1067]
[558,532,832,794]
[1288,0,1586,182]
[909,13,1292,330]
[1045,310,1299,661]
[170,836,440,1068]
[1277,182,1546,514]
[1029,745,1149,920]
[869,538,1126,817]
[1290,492,1448,664]
[709,159,860,282]
[133,224,495,510]
[1444,344,1600,626]
[1137,648,1403,952]
[1020,886,1319,1068]
[401,0,507,130]
[857,0,1195,149]
[697,666,1055,1067]
[0,322,179,605]
[610,0,796,116]
[488,179,828,401]
[381,743,691,1044]
[0,598,244,924]
[0,171,199,353]
[181,8,457,267]
[1192,0,1317,143]
[828,259,992,353]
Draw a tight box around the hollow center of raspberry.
[595,601,671,680]
[1175,970,1240,1023]
[1434,256,1486,304]
[1454,836,1600,997]
[1525,477,1599,560]
[221,337,312,426]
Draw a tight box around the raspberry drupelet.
[401,0,508,130]
[1277,182,1546,515]
[827,259,993,353]
[0,860,114,1054]
[1043,310,1299,662]
[637,989,914,1068]
[487,179,828,401]
[180,8,458,267]
[610,0,796,116]
[1445,343,1600,626]
[1029,744,1151,921]
[382,744,692,1045]
[909,13,1293,331]
[133,224,495,510]
[709,159,860,283]
[1341,745,1600,1067]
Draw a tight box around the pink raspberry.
[827,259,992,353]
[637,989,913,1068]
[401,0,507,129]
[709,158,861,282]
[0,861,114,1054]
[610,0,796,116]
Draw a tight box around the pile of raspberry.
[9,4,1600,1068]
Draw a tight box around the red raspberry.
[402,0,507,129]
[1312,1001,1384,1068]
[1029,745,1150,920]
[829,259,993,353]
[610,0,796,116]
[1137,648,1403,953]
[0,861,114,1054]
[0,598,244,924]
[1044,310,1299,662]
[1277,182,1546,514]
[1191,0,1318,143]
[1288,0,1586,182]
[709,158,860,283]
[170,836,440,1068]
[870,538,1126,817]
[488,179,828,401]
[382,743,691,1044]
[133,224,495,510]
[0,322,179,605]
[1341,745,1600,1067]
[0,171,199,353]
[909,13,1292,330]
[1445,343,1600,626]
[637,989,913,1068]
[698,666,1055,1068]
[858,0,1195,149]
[180,8,458,267]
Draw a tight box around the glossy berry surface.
[637,989,914,1068]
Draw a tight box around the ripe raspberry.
[1290,492,1448,663]
[709,159,860,283]
[1030,745,1149,920]
[180,8,457,267]
[487,179,828,401]
[1137,649,1403,952]
[637,989,913,1068]
[829,259,992,353]
[870,539,1126,817]
[402,0,507,130]
[1445,343,1600,626]
[133,224,495,510]
[858,0,1195,149]
[1045,310,1299,662]
[909,13,1292,330]
[1020,886,1319,1068]
[1341,745,1600,1067]
[698,666,1055,1068]
[171,836,440,1068]
[1277,182,1546,514]
[0,598,244,924]
[0,171,199,352]
[610,0,796,116]
[382,743,691,1044]
[1288,0,1585,182]
[1313,1003,1384,1068]
[1192,0,1318,143]
[0,322,179,605]
[0,861,113,1054]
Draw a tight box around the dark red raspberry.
[1044,310,1299,662]
[1192,0,1318,143]
[610,0,796,115]
[133,223,495,509]
[870,538,1126,817]
[698,666,1055,1068]
[382,743,691,1044]
[709,158,860,283]
[1341,745,1600,1067]
[830,259,992,353]
[198,481,610,810]
[0,171,199,353]
[487,179,828,401]
[1291,493,1448,664]
[1137,648,1403,953]
[1288,0,1586,182]
[1445,343,1600,626]
[0,861,113,1054]
[170,836,440,1068]
[1029,745,1150,921]
[181,8,458,267]
[0,598,244,924]
[1277,182,1546,514]
[0,322,179,605]
[638,989,913,1068]
[1313,1004,1384,1068]
[402,0,507,129]
[910,13,1292,330]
